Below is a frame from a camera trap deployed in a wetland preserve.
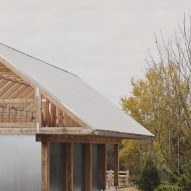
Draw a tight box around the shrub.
[137,159,160,191]
[154,184,181,191]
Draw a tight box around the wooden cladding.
[85,143,92,191]
[36,134,121,144]
[98,144,107,190]
[41,98,81,128]
[66,143,74,191]
[41,142,50,191]
[0,98,34,104]
[0,97,81,127]
[0,63,82,128]
[40,141,120,191]
[114,144,119,187]
[0,107,35,123]
[0,96,81,127]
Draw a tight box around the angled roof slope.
[0,43,153,138]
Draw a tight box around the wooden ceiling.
[0,62,81,127]
[0,62,35,112]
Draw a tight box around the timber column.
[41,142,50,191]
[114,144,119,188]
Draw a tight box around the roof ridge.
[0,42,78,77]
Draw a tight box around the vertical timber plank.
[42,99,50,127]
[114,144,119,187]
[58,109,63,127]
[66,143,74,191]
[36,87,42,129]
[41,142,50,191]
[45,99,50,126]
[98,144,107,190]
[50,103,56,127]
[85,143,92,191]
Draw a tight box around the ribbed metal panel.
[0,135,41,191]
[0,43,153,138]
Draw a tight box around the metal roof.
[0,43,154,138]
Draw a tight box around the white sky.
[0,0,190,106]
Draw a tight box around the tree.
[120,15,191,188]
[138,159,160,191]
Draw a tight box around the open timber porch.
[0,44,153,191]
[0,59,121,191]
[0,59,83,129]
[36,134,121,191]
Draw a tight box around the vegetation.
[138,159,160,191]
[120,15,191,190]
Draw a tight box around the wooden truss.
[0,57,121,191]
[0,59,84,129]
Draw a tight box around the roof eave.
[92,129,155,139]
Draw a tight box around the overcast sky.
[0,0,190,106]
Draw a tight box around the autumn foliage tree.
[120,15,191,188]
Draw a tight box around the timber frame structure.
[0,43,153,191]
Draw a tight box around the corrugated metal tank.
[0,135,41,191]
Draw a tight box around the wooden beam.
[0,81,15,96]
[41,142,50,191]
[0,68,11,72]
[98,144,107,190]
[6,85,29,99]
[0,76,30,86]
[36,134,121,144]
[0,127,90,135]
[39,127,92,135]
[85,143,92,191]
[63,114,80,127]
[0,79,9,88]
[42,99,50,127]
[114,144,119,187]
[0,71,16,75]
[41,89,89,128]
[0,83,21,98]
[35,87,42,129]
[66,143,73,191]
[0,98,35,104]
[57,108,63,127]
[0,128,37,135]
[0,122,35,128]
[50,103,56,127]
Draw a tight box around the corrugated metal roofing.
[0,43,154,138]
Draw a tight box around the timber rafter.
[0,59,85,128]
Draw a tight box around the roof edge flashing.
[92,129,155,139]
[0,42,78,77]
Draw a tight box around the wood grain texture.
[66,143,74,191]
[114,144,119,187]
[36,134,121,144]
[85,143,92,191]
[41,142,50,191]
[98,144,107,190]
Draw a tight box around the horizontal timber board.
[0,127,90,135]
[0,128,37,135]
[0,122,36,128]
[36,134,121,144]
[0,98,35,104]
[39,127,92,134]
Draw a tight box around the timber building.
[0,43,153,191]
